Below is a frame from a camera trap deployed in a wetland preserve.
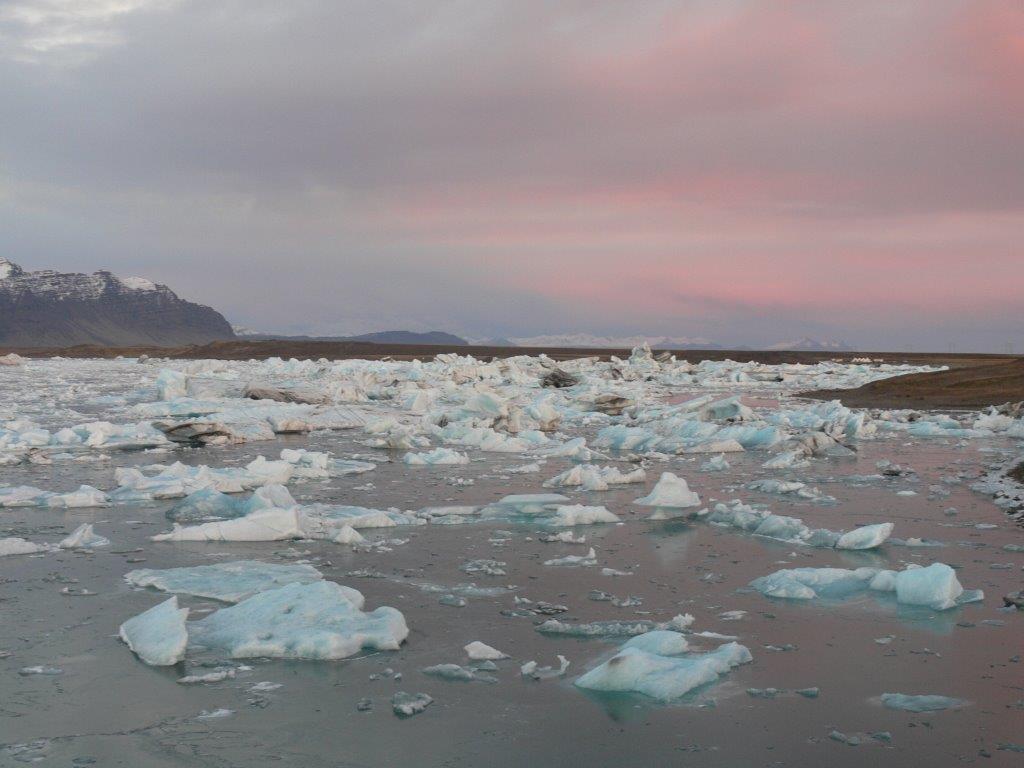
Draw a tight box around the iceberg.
[166,484,295,523]
[750,562,981,610]
[403,447,470,465]
[621,630,690,656]
[701,454,730,472]
[153,508,305,542]
[464,641,508,660]
[188,581,408,660]
[0,537,50,556]
[422,663,496,683]
[835,522,894,550]
[0,484,108,508]
[634,472,701,509]
[119,597,189,666]
[575,641,752,702]
[543,464,645,491]
[125,561,323,603]
[891,562,965,610]
[544,547,598,566]
[549,505,619,526]
[392,692,433,716]
[59,523,109,549]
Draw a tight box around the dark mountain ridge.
[0,259,235,347]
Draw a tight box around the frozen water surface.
[0,352,1022,766]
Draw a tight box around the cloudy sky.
[1,1,1021,350]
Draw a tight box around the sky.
[1,0,1022,351]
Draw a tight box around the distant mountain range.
[480,333,851,352]
[765,337,853,352]
[0,259,234,347]
[232,327,469,346]
[234,326,853,352]
[486,333,723,349]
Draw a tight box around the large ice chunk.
[153,508,305,542]
[125,561,323,603]
[166,484,296,523]
[575,641,752,702]
[891,562,964,610]
[119,597,189,666]
[188,581,408,660]
[634,472,701,509]
[750,562,980,610]
[836,522,894,550]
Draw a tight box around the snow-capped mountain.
[766,337,853,352]
[504,333,721,349]
[0,259,234,347]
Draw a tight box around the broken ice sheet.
[188,581,408,660]
[125,560,323,603]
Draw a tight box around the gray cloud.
[1,0,1021,349]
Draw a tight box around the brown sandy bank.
[807,358,1024,410]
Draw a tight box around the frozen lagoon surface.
[1,351,1022,767]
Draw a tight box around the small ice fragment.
[19,666,63,676]
[58,524,109,549]
[601,567,634,576]
[543,547,597,567]
[392,691,433,716]
[421,663,495,683]
[196,708,234,720]
[178,669,236,684]
[880,693,967,712]
[747,687,783,698]
[249,681,282,692]
[464,641,508,660]
[520,655,570,680]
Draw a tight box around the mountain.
[0,259,235,347]
[229,327,469,346]
[507,333,721,349]
[766,337,853,352]
[347,330,468,346]
[469,336,518,347]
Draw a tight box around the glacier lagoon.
[0,351,1021,766]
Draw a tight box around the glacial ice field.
[0,347,1021,767]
